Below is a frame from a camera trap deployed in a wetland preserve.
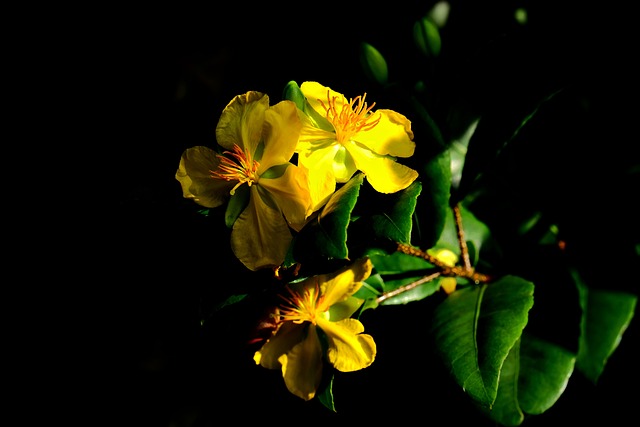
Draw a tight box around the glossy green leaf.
[366,251,440,305]
[575,278,638,383]
[431,276,534,408]
[292,173,363,265]
[518,332,575,414]
[485,338,524,426]
[348,180,422,257]
[377,277,442,306]
[484,331,576,425]
[450,118,479,189]
[415,148,451,249]
[359,42,388,85]
[317,374,336,412]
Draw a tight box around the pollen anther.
[210,144,260,195]
[318,90,381,143]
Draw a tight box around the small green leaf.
[224,184,249,228]
[359,42,388,85]
[348,180,422,256]
[292,173,364,265]
[431,276,534,408]
[575,276,638,383]
[317,374,336,412]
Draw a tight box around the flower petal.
[347,142,418,193]
[216,91,268,154]
[296,143,340,210]
[175,146,234,208]
[355,109,415,157]
[259,100,302,171]
[280,326,324,401]
[254,321,306,369]
[321,257,373,307]
[259,165,313,230]
[300,81,348,121]
[318,317,376,372]
[231,188,293,270]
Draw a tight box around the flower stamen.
[210,144,260,195]
[278,281,326,325]
[318,90,381,143]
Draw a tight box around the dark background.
[66,1,639,425]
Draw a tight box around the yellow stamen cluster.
[210,144,260,195]
[278,282,327,325]
[318,90,381,144]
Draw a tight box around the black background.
[54,1,639,425]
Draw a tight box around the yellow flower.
[176,91,312,271]
[295,81,419,206]
[254,257,376,401]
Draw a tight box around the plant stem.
[376,271,442,304]
[453,204,472,271]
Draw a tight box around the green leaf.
[292,173,363,266]
[450,118,479,189]
[359,42,388,85]
[317,374,336,412]
[431,276,534,408]
[414,148,451,248]
[518,332,575,415]
[348,180,422,256]
[575,277,638,383]
[362,251,441,306]
[224,184,249,228]
[485,338,524,426]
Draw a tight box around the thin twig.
[396,242,491,284]
[453,204,472,271]
[376,271,442,304]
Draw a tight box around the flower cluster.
[176,81,418,400]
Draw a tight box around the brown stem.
[376,271,442,304]
[396,242,491,284]
[453,204,472,271]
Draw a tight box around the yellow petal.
[300,81,348,121]
[259,165,312,231]
[297,145,340,210]
[231,188,293,271]
[215,91,269,154]
[356,109,415,157]
[259,100,302,171]
[321,257,373,307]
[254,321,306,369]
[318,317,376,372]
[347,142,418,193]
[280,326,324,401]
[175,146,234,208]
